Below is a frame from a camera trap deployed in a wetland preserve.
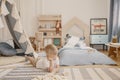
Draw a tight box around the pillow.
[0,42,17,56]
[6,39,14,48]
[2,39,14,48]
[75,40,86,48]
[74,43,80,47]
[79,36,85,41]
[63,36,79,48]
[64,34,71,45]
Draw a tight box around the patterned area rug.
[1,65,120,80]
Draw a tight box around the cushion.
[2,39,14,48]
[74,43,80,47]
[6,39,14,48]
[63,36,79,48]
[75,40,86,48]
[64,34,71,45]
[79,36,85,40]
[0,42,17,56]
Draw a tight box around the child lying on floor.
[26,44,59,73]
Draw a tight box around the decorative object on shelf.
[46,23,51,28]
[43,32,47,36]
[44,38,52,47]
[29,37,36,51]
[38,25,42,28]
[53,38,61,46]
[112,35,118,43]
[55,20,61,35]
[50,32,53,36]
[90,18,107,35]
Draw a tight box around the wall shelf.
[36,15,62,50]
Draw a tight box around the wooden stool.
[108,36,118,57]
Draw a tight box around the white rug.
[0,64,120,80]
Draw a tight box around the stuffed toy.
[56,20,61,35]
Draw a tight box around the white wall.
[43,0,109,25]
[14,0,110,36]
[16,0,42,36]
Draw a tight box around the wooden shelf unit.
[37,15,62,50]
[39,28,62,32]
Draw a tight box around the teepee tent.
[0,0,34,54]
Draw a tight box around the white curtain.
[109,0,120,42]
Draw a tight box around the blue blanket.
[58,47,116,66]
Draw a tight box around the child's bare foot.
[25,55,36,67]
[25,55,29,61]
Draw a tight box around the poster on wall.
[90,18,107,35]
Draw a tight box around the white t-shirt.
[35,53,59,69]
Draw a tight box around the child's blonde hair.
[45,44,58,55]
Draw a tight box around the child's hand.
[48,67,54,72]
[47,57,53,61]
[47,59,54,72]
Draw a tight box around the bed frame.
[63,17,90,46]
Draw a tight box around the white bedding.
[58,47,116,66]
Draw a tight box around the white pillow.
[63,36,79,48]
[75,40,86,48]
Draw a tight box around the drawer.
[91,35,108,40]
[91,39,108,44]
[91,35,108,44]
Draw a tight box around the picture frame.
[90,18,107,35]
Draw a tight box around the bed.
[59,17,116,66]
[58,47,116,65]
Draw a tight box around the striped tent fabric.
[0,0,34,54]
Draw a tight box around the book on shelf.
[44,39,52,47]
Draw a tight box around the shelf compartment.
[39,15,61,21]
[39,28,62,31]
[43,36,62,38]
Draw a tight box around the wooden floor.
[0,50,120,68]
[99,50,120,66]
